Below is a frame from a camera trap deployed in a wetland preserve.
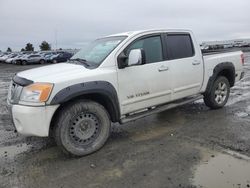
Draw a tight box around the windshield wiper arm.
[70,58,86,62]
[69,58,90,66]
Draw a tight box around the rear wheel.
[53,59,57,64]
[22,60,27,65]
[54,100,111,156]
[204,76,230,109]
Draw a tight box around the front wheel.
[40,59,45,64]
[204,76,230,109]
[54,100,111,156]
[16,60,21,65]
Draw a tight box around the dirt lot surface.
[0,54,250,188]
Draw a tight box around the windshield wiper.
[69,58,90,67]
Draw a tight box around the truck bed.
[200,50,243,92]
[202,49,241,56]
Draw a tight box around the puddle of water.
[0,143,30,160]
[130,126,172,142]
[193,153,250,188]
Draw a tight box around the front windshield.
[70,36,126,66]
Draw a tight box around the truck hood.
[17,63,90,83]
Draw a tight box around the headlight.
[20,83,53,103]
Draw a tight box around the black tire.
[40,59,45,64]
[53,59,57,64]
[22,60,27,65]
[204,76,230,109]
[54,99,111,156]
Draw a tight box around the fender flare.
[205,62,235,94]
[50,81,120,122]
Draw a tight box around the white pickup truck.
[7,29,245,156]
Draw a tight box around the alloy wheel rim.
[215,82,227,104]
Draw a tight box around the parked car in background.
[0,51,76,65]
[0,53,11,62]
[14,54,28,65]
[14,52,34,65]
[21,54,46,65]
[0,54,9,62]
[11,54,25,64]
[5,54,19,64]
[0,53,5,58]
[43,52,56,57]
[44,53,56,62]
[48,52,73,63]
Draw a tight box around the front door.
[117,35,172,115]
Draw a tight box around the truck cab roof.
[107,29,192,38]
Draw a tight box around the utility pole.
[54,29,58,50]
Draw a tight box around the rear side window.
[165,34,194,60]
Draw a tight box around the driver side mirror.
[117,49,145,69]
[128,49,144,67]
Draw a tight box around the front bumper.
[9,104,59,137]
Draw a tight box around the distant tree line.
[7,47,12,52]
[5,41,52,52]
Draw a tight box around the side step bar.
[120,94,203,124]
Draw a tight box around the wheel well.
[79,93,119,122]
[49,93,119,136]
[205,62,235,94]
[217,69,235,87]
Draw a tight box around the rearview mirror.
[128,49,143,66]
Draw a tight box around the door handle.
[158,66,169,72]
[192,60,201,65]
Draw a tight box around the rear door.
[65,53,72,61]
[56,53,63,62]
[28,55,36,63]
[164,33,203,100]
[117,34,172,115]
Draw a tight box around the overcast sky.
[0,0,250,51]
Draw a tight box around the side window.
[125,36,163,64]
[165,34,194,60]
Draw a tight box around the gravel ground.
[0,54,250,188]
